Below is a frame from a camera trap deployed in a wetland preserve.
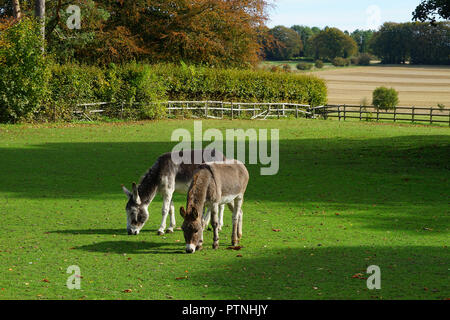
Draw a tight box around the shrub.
[282,64,291,72]
[296,62,313,70]
[372,87,399,110]
[350,56,360,65]
[47,63,167,120]
[314,60,324,68]
[0,18,50,123]
[152,63,327,106]
[332,57,350,67]
[358,53,371,65]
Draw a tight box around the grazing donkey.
[122,149,228,235]
[180,160,249,253]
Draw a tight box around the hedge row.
[3,62,328,122]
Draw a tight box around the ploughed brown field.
[311,65,450,107]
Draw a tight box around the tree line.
[0,0,448,67]
[263,21,449,65]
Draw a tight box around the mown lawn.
[0,119,448,300]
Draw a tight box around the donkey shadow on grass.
[73,240,183,255]
[50,229,184,254]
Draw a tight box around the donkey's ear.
[180,207,186,218]
[131,182,141,204]
[122,184,132,198]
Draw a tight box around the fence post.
[205,101,208,118]
[277,105,280,119]
[359,105,362,121]
[295,106,298,118]
[338,105,341,121]
[221,102,224,119]
[282,104,285,116]
[343,105,346,121]
[168,102,171,117]
[376,107,380,121]
[394,106,397,122]
[253,104,256,118]
[412,106,415,123]
[231,102,234,120]
[430,107,433,124]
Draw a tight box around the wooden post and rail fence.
[72,101,450,126]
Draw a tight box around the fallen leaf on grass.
[226,246,243,250]
[42,279,50,283]
[272,228,281,232]
[351,273,367,279]
[236,254,243,258]
[175,276,188,280]
[123,289,132,293]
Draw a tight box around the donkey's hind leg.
[237,209,243,241]
[202,207,211,230]
[218,204,225,231]
[231,197,243,246]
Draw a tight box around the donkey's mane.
[187,168,212,217]
[137,158,161,203]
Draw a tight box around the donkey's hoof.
[231,240,239,246]
[157,230,165,236]
[166,228,174,234]
[212,243,219,250]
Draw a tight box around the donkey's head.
[180,206,203,253]
[122,183,149,235]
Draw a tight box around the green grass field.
[0,119,449,300]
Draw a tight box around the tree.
[34,0,44,52]
[265,25,302,60]
[310,27,357,60]
[413,0,450,22]
[351,29,374,53]
[12,0,20,19]
[291,25,313,56]
[370,21,449,65]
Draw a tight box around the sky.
[267,0,422,31]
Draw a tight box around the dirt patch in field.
[310,65,450,107]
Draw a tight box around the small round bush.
[282,64,291,72]
[358,53,371,66]
[372,87,399,110]
[314,60,324,68]
[296,62,313,71]
[332,57,350,67]
[350,57,360,65]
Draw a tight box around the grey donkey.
[122,149,229,235]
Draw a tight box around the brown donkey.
[180,160,249,253]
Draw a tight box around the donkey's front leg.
[157,188,174,235]
[166,200,176,233]
[211,204,220,249]
[231,197,243,246]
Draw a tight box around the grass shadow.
[74,240,182,255]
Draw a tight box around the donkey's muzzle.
[128,230,138,235]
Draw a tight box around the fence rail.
[73,101,450,126]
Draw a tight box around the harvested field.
[310,65,450,107]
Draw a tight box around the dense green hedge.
[153,64,327,106]
[2,62,327,122]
